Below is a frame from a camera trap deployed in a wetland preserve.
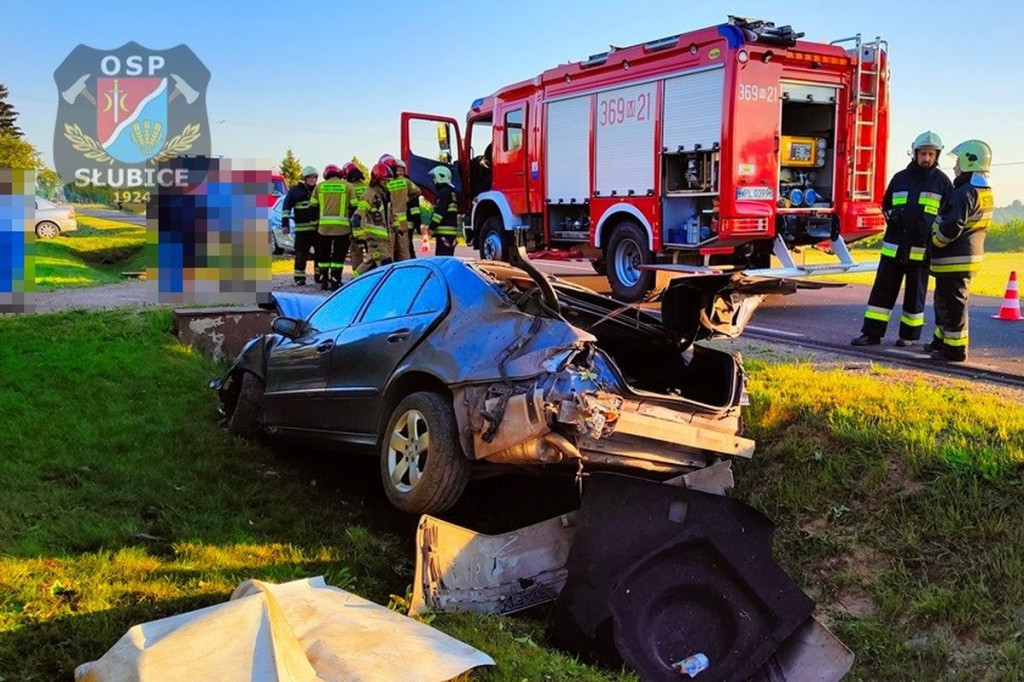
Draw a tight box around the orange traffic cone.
[992,271,1024,321]
[420,232,430,253]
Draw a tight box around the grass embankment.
[1,309,1023,680]
[794,247,1023,297]
[0,309,631,682]
[34,215,145,289]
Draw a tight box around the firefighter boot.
[851,334,881,346]
[930,347,967,363]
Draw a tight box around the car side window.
[360,267,431,324]
[408,274,447,315]
[306,271,383,332]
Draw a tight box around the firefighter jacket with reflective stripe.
[930,172,993,278]
[880,162,954,263]
[282,183,319,231]
[354,183,393,241]
[430,184,459,236]
[385,177,421,229]
[310,179,357,236]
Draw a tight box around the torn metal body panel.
[751,617,855,682]
[409,512,578,617]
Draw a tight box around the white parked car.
[34,198,77,239]
[269,195,296,255]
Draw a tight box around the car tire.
[591,258,607,276]
[479,216,507,262]
[35,221,61,239]
[607,220,653,302]
[380,391,470,514]
[270,231,284,255]
[228,371,265,439]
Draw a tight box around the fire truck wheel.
[607,221,653,302]
[479,216,508,261]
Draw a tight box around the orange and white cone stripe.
[992,271,1023,321]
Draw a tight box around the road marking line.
[747,325,805,338]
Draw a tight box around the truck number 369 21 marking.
[598,92,652,126]
[737,84,778,102]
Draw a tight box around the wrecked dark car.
[212,254,792,514]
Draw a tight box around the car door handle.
[387,329,411,343]
[316,340,334,353]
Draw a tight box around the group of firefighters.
[853,134,994,363]
[280,155,459,290]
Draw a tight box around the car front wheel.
[380,391,470,514]
[228,371,265,439]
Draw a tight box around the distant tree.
[280,149,303,187]
[36,168,63,199]
[0,133,40,168]
[0,84,22,138]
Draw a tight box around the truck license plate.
[736,186,774,200]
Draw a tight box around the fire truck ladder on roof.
[831,34,886,201]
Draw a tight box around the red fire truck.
[401,16,890,301]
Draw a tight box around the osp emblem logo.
[53,42,211,189]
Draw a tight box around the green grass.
[0,309,631,682]
[792,247,1023,297]
[738,361,1024,680]
[4,309,1024,680]
[34,215,146,289]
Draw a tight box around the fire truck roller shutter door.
[595,83,657,198]
[545,96,592,203]
[662,66,725,152]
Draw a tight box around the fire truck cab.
[401,17,889,301]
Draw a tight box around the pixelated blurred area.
[0,168,37,314]
[147,157,272,306]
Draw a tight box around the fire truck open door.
[400,112,466,204]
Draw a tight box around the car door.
[262,271,385,430]
[323,264,449,438]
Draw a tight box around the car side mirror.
[272,316,303,339]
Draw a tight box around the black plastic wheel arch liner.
[551,473,813,681]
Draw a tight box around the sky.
[3,0,1023,201]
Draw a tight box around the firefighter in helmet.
[352,162,395,276]
[852,131,954,347]
[310,164,358,291]
[379,154,421,261]
[343,162,368,272]
[281,165,320,286]
[394,159,423,258]
[427,166,459,256]
[926,140,994,362]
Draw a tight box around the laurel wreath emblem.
[63,123,113,164]
[62,122,203,164]
[151,123,202,163]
